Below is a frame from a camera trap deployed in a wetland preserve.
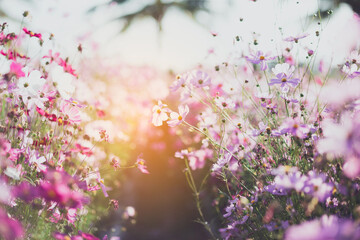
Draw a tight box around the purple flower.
[269,63,300,93]
[245,50,275,70]
[279,117,309,139]
[12,181,39,203]
[342,63,360,78]
[285,215,360,240]
[303,171,333,202]
[211,152,232,173]
[219,221,242,240]
[284,33,309,43]
[326,197,339,208]
[266,166,307,194]
[223,195,252,223]
[252,122,267,137]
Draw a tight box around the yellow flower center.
[156,109,161,114]
[284,165,291,174]
[259,56,265,60]
[281,78,287,82]
[178,115,183,121]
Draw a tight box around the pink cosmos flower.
[169,74,188,92]
[152,100,170,127]
[189,70,211,88]
[0,208,24,240]
[10,61,24,78]
[136,156,149,174]
[167,105,189,127]
[60,101,81,124]
[29,154,47,172]
[215,96,235,109]
[43,50,61,64]
[23,27,42,40]
[96,172,109,197]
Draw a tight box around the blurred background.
[1,0,360,239]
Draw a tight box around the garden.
[1,0,360,239]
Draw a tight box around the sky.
[0,0,359,72]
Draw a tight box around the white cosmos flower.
[17,68,46,109]
[50,65,75,100]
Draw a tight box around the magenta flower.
[269,63,300,93]
[39,170,88,208]
[167,105,189,127]
[10,61,25,78]
[245,50,275,70]
[53,231,100,240]
[23,27,42,40]
[0,208,24,240]
[12,181,39,203]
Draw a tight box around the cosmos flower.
[284,33,309,43]
[50,65,75,100]
[29,154,47,173]
[215,96,235,109]
[189,70,211,88]
[285,215,360,240]
[279,117,309,139]
[136,156,149,174]
[342,63,360,78]
[23,27,42,40]
[169,74,188,92]
[269,63,300,93]
[17,68,46,109]
[60,100,81,124]
[0,208,24,240]
[245,50,275,70]
[152,100,170,127]
[167,105,189,127]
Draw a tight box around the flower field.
[1,1,360,239]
